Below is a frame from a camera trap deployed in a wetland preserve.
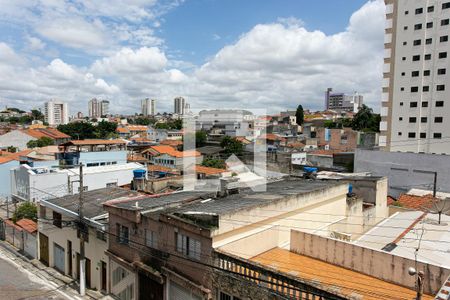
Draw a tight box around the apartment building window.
[404,26,408,30]
[437,84,446,91]
[420,133,427,138]
[443,2,450,9]
[175,232,201,260]
[442,19,450,26]
[414,24,422,30]
[403,41,407,45]
[399,117,403,121]
[425,54,432,60]
[424,70,430,76]
[145,229,158,248]
[426,38,432,44]
[441,36,449,42]
[435,117,443,123]
[439,52,447,58]
[117,224,129,245]
[412,55,421,61]
[96,230,107,242]
[401,87,405,91]
[416,8,423,14]
[436,101,444,107]
[434,133,442,139]
[398,132,402,136]
[53,211,62,228]
[411,87,419,92]
[402,57,407,61]
[422,102,429,107]
[413,39,421,46]
[401,72,406,76]
[426,22,433,28]
[423,86,430,92]
[219,291,242,300]
[400,102,404,106]
[409,117,417,123]
[428,5,434,12]
[421,117,428,123]
[408,132,416,138]
[405,10,409,15]
[438,68,446,75]
[410,102,418,107]
[412,71,419,77]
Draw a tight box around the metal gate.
[53,242,65,274]
[169,281,201,300]
[0,219,5,240]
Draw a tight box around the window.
[403,41,407,45]
[428,5,434,12]
[401,87,405,91]
[405,10,409,15]
[414,24,422,30]
[399,117,403,121]
[443,2,450,9]
[411,86,419,92]
[404,26,408,30]
[422,102,429,107]
[106,182,117,188]
[421,117,428,123]
[434,133,442,139]
[408,132,416,138]
[426,22,433,28]
[436,101,444,107]
[96,230,107,242]
[437,84,446,91]
[409,117,417,123]
[438,68,446,75]
[420,133,427,138]
[401,72,406,76]
[112,266,129,286]
[424,70,430,76]
[439,52,447,58]
[412,55,420,61]
[117,285,134,300]
[410,102,418,107]
[400,102,404,106]
[398,132,402,136]
[425,54,432,60]
[442,19,450,26]
[435,117,443,123]
[402,57,407,61]
[441,36,449,42]
[413,39,421,46]
[416,8,423,14]
[411,71,419,77]
[423,86,430,92]
[145,229,158,248]
[53,211,62,228]
[117,224,129,245]
[176,232,201,260]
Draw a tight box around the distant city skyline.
[0,0,384,114]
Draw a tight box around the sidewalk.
[0,240,113,300]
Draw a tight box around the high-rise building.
[88,98,109,118]
[174,97,186,115]
[381,0,450,154]
[325,88,363,112]
[141,98,156,116]
[44,100,69,126]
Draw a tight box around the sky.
[0,0,386,115]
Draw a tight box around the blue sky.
[0,0,384,114]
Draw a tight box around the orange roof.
[62,139,126,146]
[4,219,22,231]
[195,165,227,175]
[23,128,70,139]
[148,145,201,158]
[16,218,37,233]
[391,194,436,210]
[127,125,148,131]
[251,248,433,300]
[260,134,286,142]
[148,165,179,174]
[309,149,343,156]
[0,149,33,164]
[127,154,148,162]
[116,127,130,133]
[160,140,183,146]
[287,142,305,148]
[235,136,251,144]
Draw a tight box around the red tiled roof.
[16,218,37,233]
[195,165,227,175]
[391,194,436,210]
[260,134,286,142]
[0,149,33,164]
[146,145,201,158]
[160,140,183,146]
[116,127,130,133]
[4,219,22,231]
[127,125,148,131]
[23,128,70,139]
[61,139,126,146]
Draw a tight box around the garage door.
[169,281,201,300]
[53,243,65,273]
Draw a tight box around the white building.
[325,88,363,113]
[10,162,144,202]
[381,0,450,154]
[174,97,186,115]
[44,100,69,125]
[88,98,109,118]
[141,98,156,116]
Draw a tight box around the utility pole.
[6,196,9,219]
[433,171,437,198]
[78,164,86,296]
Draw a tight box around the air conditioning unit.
[330,231,352,242]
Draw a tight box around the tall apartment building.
[325,88,363,113]
[381,0,450,154]
[174,96,186,115]
[88,98,109,118]
[141,98,155,116]
[44,100,69,126]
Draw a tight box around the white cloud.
[26,36,46,51]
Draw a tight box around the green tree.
[155,122,170,129]
[27,136,54,148]
[295,104,304,126]
[220,136,244,156]
[12,202,37,222]
[31,109,44,121]
[57,122,96,139]
[8,116,19,124]
[7,146,17,153]
[196,131,207,147]
[202,158,226,169]
[134,117,155,125]
[94,120,118,139]
[352,105,380,132]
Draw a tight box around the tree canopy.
[220,136,244,156]
[202,158,226,169]
[295,104,304,126]
[13,202,37,222]
[27,136,54,148]
[57,121,118,139]
[352,105,380,132]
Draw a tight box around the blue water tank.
[133,169,146,178]
[303,167,318,173]
[348,184,353,194]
